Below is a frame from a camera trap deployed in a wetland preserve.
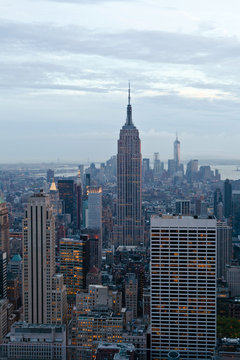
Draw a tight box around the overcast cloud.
[1,0,240,163]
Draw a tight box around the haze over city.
[1,0,240,162]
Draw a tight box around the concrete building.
[0,252,7,300]
[0,199,9,258]
[151,215,217,359]
[23,191,55,324]
[87,186,102,230]
[71,311,123,355]
[22,191,66,325]
[59,237,87,309]
[226,266,240,297]
[96,342,135,360]
[173,135,180,172]
[217,222,232,279]
[175,200,191,216]
[52,274,67,325]
[113,86,143,247]
[0,299,8,343]
[2,322,66,360]
[125,273,138,320]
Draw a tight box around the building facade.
[150,215,217,360]
[0,199,9,258]
[22,191,56,324]
[114,87,143,247]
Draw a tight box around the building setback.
[113,86,143,247]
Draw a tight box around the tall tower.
[0,197,9,258]
[114,85,143,247]
[151,215,217,360]
[224,179,232,219]
[173,134,180,172]
[23,191,55,324]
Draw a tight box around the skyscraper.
[0,197,9,258]
[23,191,66,325]
[217,221,232,280]
[58,179,76,224]
[173,134,180,172]
[0,251,7,299]
[59,236,88,309]
[87,186,102,230]
[151,215,217,360]
[224,179,232,219]
[76,170,82,231]
[113,85,143,247]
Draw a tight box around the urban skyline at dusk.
[1,0,240,162]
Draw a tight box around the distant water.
[211,165,240,181]
[19,164,240,181]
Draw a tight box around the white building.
[87,186,102,230]
[150,215,217,360]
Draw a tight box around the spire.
[77,169,82,187]
[126,81,133,126]
[50,179,57,191]
[128,81,131,105]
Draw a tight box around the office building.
[71,311,123,353]
[0,198,9,258]
[47,169,54,183]
[58,180,76,223]
[113,86,143,247]
[7,254,22,302]
[151,215,217,359]
[96,343,135,360]
[49,179,62,216]
[0,252,7,299]
[232,190,240,235]
[168,159,175,176]
[173,135,180,172]
[87,186,102,230]
[52,274,68,325]
[175,200,191,216]
[186,160,198,183]
[224,179,232,219]
[76,170,82,230]
[226,266,240,297]
[22,191,55,324]
[125,273,138,320]
[217,222,232,279]
[2,322,66,360]
[214,189,222,218]
[59,237,88,308]
[153,153,161,179]
[0,298,8,343]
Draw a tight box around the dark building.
[217,222,232,279]
[224,179,232,219]
[76,170,82,231]
[175,200,191,215]
[0,251,7,299]
[58,180,76,224]
[214,188,223,218]
[0,198,9,258]
[113,85,143,247]
[46,169,54,183]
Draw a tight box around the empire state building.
[113,86,143,247]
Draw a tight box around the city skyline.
[1,0,240,162]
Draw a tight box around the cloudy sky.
[1,0,240,163]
